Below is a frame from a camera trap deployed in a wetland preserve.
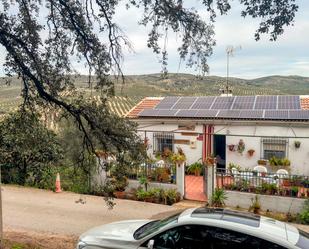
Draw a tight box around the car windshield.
[133,212,181,240]
[296,229,309,249]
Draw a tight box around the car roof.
[178,208,299,246]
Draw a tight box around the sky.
[113,0,309,79]
[0,1,308,79]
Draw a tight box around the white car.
[76,208,309,249]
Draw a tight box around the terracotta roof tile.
[126,97,163,118]
[301,97,309,110]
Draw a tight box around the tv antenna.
[223,45,241,96]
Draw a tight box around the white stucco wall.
[137,123,203,165]
[215,125,309,176]
[134,120,309,175]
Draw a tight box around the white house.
[127,95,309,176]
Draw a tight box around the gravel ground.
[2,185,308,248]
[2,185,177,236]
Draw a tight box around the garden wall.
[225,191,306,214]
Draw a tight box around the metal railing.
[126,162,176,184]
[216,168,309,198]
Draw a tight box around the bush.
[299,199,309,225]
[249,195,261,214]
[211,188,227,207]
[135,188,180,205]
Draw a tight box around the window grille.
[153,132,174,153]
[261,138,288,159]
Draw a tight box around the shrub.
[299,199,309,225]
[249,195,261,214]
[187,162,203,176]
[211,188,227,207]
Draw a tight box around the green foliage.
[269,157,291,166]
[211,188,227,207]
[170,147,186,164]
[228,163,241,172]
[187,162,203,175]
[249,195,261,214]
[299,199,309,225]
[135,188,180,205]
[0,110,62,185]
[138,175,149,191]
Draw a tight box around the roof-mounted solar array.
[138,95,307,121]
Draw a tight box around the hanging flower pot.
[294,141,301,149]
[228,144,235,152]
[247,149,255,157]
[237,139,245,155]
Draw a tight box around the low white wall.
[225,191,306,214]
[126,179,177,191]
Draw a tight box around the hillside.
[0,73,309,117]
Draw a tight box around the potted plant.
[291,186,299,197]
[187,162,203,176]
[294,141,301,149]
[249,195,261,214]
[112,176,128,199]
[228,144,235,152]
[237,139,245,155]
[205,155,216,166]
[171,147,186,165]
[257,159,267,166]
[247,149,255,157]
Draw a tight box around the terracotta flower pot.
[248,150,255,157]
[114,191,126,199]
[228,144,235,152]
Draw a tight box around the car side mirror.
[147,239,154,249]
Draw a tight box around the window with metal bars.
[261,138,288,160]
[153,132,174,153]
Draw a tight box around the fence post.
[205,164,217,202]
[176,162,185,199]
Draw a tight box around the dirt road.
[3,185,177,236]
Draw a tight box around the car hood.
[79,219,151,247]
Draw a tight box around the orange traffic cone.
[55,173,62,193]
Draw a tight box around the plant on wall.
[171,147,186,165]
[228,144,236,152]
[294,141,301,149]
[237,139,245,155]
[247,149,255,157]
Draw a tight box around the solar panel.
[239,110,264,119]
[264,110,289,119]
[172,97,197,109]
[278,96,301,109]
[232,96,255,110]
[191,96,216,109]
[194,110,218,118]
[155,96,180,109]
[211,96,235,109]
[254,96,277,109]
[138,109,159,117]
[138,109,178,117]
[156,109,178,116]
[289,110,309,120]
[175,109,198,118]
[217,110,241,118]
